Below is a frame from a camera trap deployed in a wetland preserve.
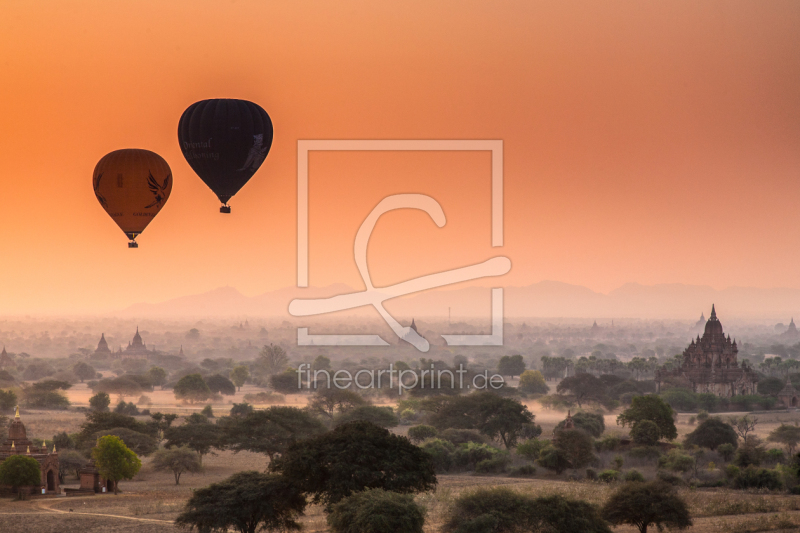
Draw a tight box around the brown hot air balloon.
[92,149,172,248]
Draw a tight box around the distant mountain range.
[120,281,800,320]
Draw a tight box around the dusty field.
[4,399,800,532]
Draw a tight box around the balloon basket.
[128,241,138,249]
[220,205,231,214]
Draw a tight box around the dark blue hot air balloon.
[178,99,273,213]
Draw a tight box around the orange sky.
[0,1,799,313]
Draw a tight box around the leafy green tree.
[537,446,571,474]
[174,373,212,404]
[334,405,398,428]
[328,489,425,533]
[23,389,70,409]
[557,374,608,408]
[93,376,142,398]
[164,418,223,465]
[91,435,142,494]
[221,406,327,461]
[149,412,179,440]
[206,374,236,396]
[72,362,96,382]
[269,371,299,394]
[497,354,525,378]
[427,392,536,449]
[717,443,736,462]
[442,487,611,533]
[518,370,549,394]
[658,449,694,473]
[684,418,738,451]
[308,388,368,420]
[230,402,254,417]
[53,431,74,450]
[757,377,785,397]
[420,439,455,472]
[200,405,214,418]
[554,428,596,470]
[57,449,88,482]
[271,421,436,508]
[229,365,249,391]
[147,366,168,389]
[76,411,155,448]
[151,446,202,485]
[517,438,549,461]
[630,420,660,446]
[767,423,800,455]
[31,380,72,391]
[617,395,677,441]
[0,389,17,411]
[312,355,331,371]
[175,471,305,533]
[407,425,438,444]
[602,481,692,533]
[0,455,41,499]
[89,391,111,412]
[555,412,605,437]
[93,427,158,457]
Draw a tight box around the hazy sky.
[1,1,799,313]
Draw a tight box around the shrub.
[599,470,619,483]
[656,470,685,486]
[595,434,621,452]
[517,438,549,461]
[229,402,254,417]
[439,428,488,445]
[328,488,426,533]
[475,453,511,474]
[688,416,696,425]
[441,488,611,533]
[586,468,597,480]
[624,469,645,482]
[766,448,785,464]
[114,401,139,416]
[555,412,605,438]
[733,466,782,491]
[612,455,624,470]
[334,406,398,429]
[537,447,571,474]
[734,437,767,468]
[628,446,662,461]
[696,410,709,422]
[89,392,111,412]
[420,439,454,473]
[407,425,438,444]
[242,391,286,405]
[509,465,536,477]
[0,455,41,498]
[660,388,698,411]
[725,464,740,479]
[602,481,692,533]
[684,418,738,451]
[200,405,214,418]
[453,442,502,470]
[717,443,736,462]
[659,449,694,473]
[137,395,152,406]
[631,420,660,446]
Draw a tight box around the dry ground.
[4,394,800,532]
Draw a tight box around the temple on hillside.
[0,407,60,496]
[656,305,758,396]
[123,327,155,356]
[94,333,111,356]
[0,347,13,369]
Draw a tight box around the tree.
[258,344,289,376]
[174,373,212,404]
[554,428,596,470]
[151,446,202,485]
[442,487,611,533]
[271,421,437,508]
[334,405,398,428]
[407,425,438,444]
[758,377,785,397]
[630,420,660,446]
[91,435,141,495]
[89,391,111,412]
[164,419,223,465]
[76,411,155,448]
[58,450,88,482]
[555,412,605,437]
[230,402,254,417]
[518,370,549,394]
[602,481,692,533]
[221,406,327,461]
[312,355,331,371]
[617,395,677,441]
[269,371,299,394]
[93,427,158,457]
[30,379,72,392]
[684,418,738,451]
[93,376,142,398]
[767,424,800,455]
[175,471,306,533]
[53,431,74,450]
[0,455,41,499]
[309,388,368,420]
[537,446,571,474]
[497,355,525,378]
[0,389,17,411]
[206,374,236,396]
[147,366,168,389]
[73,362,96,383]
[729,415,758,444]
[328,489,426,533]
[557,374,608,408]
[149,412,179,440]
[229,365,249,391]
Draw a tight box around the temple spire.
[14,405,19,419]
[710,304,716,320]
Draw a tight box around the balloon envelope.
[177,99,273,210]
[93,149,172,244]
